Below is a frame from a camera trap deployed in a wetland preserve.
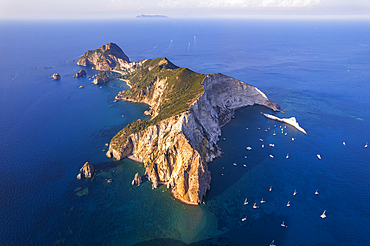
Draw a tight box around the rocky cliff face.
[93,72,109,84]
[77,42,130,70]
[106,72,279,205]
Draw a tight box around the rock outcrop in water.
[132,172,142,186]
[77,42,130,70]
[93,72,109,84]
[75,69,87,78]
[78,162,95,179]
[51,73,61,80]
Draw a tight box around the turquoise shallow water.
[0,19,370,245]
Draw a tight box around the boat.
[253,203,259,209]
[286,153,289,158]
[320,210,327,218]
[257,127,261,130]
[269,143,275,147]
[260,139,264,142]
[247,147,252,150]
[317,154,322,160]
[343,142,346,145]
[244,198,248,205]
[292,138,295,141]
[293,189,297,196]
[315,189,319,195]
[287,201,290,207]
[285,133,287,135]
[269,155,274,158]
[365,142,368,148]
[243,164,247,167]
[260,198,266,203]
[273,131,276,136]
[242,217,247,222]
[281,221,287,228]
[244,156,247,159]
[269,186,272,192]
[270,240,276,246]
[262,144,265,148]
[233,163,237,166]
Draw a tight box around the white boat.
[293,189,297,196]
[320,210,327,218]
[242,217,247,222]
[253,203,259,209]
[315,189,319,195]
[269,186,272,192]
[269,143,275,147]
[243,164,247,167]
[292,138,295,141]
[270,240,276,246]
[286,153,289,158]
[273,131,276,136]
[281,221,287,228]
[247,147,252,150]
[365,142,368,148]
[269,155,274,158]
[343,142,346,145]
[257,127,260,130]
[287,201,291,207]
[317,154,322,160]
[285,133,287,135]
[260,198,266,203]
[233,163,237,166]
[260,139,264,142]
[244,156,247,159]
[262,144,265,148]
[244,198,248,205]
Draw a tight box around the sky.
[0,0,369,20]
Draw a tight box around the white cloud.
[158,0,323,8]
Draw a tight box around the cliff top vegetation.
[110,57,206,149]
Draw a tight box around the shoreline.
[127,154,143,163]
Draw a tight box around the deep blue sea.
[0,19,370,246]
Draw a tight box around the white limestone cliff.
[106,73,279,205]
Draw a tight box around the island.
[77,42,280,205]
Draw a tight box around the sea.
[0,18,369,246]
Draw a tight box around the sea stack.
[131,173,142,186]
[51,73,61,80]
[77,162,95,179]
[93,72,109,84]
[76,69,87,78]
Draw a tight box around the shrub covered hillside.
[110,57,206,149]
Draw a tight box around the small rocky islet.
[76,42,279,205]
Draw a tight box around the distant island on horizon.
[136,14,168,18]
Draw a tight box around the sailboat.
[317,154,322,160]
[270,240,276,246]
[315,190,319,195]
[286,153,289,158]
[365,142,368,148]
[244,198,248,205]
[260,198,266,203]
[253,203,259,209]
[269,186,272,192]
[281,221,287,228]
[293,189,297,196]
[320,210,327,218]
[287,201,291,207]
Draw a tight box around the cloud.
[158,0,324,8]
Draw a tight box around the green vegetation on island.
[110,57,206,149]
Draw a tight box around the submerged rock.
[76,69,87,78]
[76,187,89,196]
[51,73,61,80]
[131,172,142,186]
[78,162,95,179]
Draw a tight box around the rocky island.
[78,43,279,205]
